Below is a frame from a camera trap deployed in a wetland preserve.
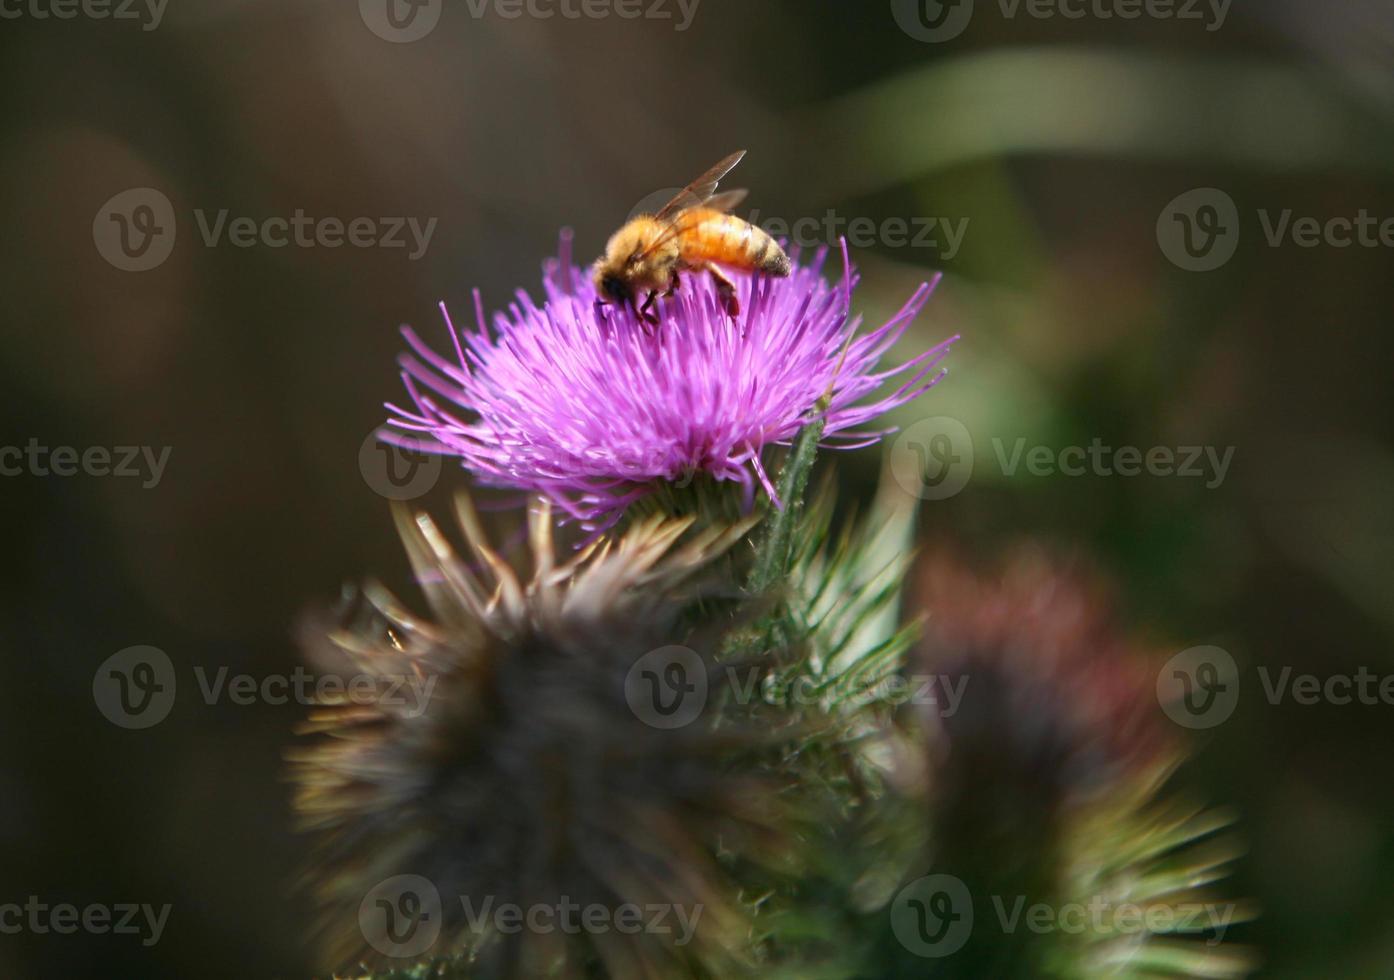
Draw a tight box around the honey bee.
[592,150,791,326]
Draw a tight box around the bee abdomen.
[685,212,791,277]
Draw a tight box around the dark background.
[2,1,1393,976]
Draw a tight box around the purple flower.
[385,233,956,531]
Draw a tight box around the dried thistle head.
[865,546,1254,978]
[288,496,788,979]
[914,546,1174,811]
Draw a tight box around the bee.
[592,150,791,326]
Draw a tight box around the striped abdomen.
[678,209,791,277]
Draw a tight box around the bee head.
[595,270,631,305]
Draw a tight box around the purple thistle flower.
[385,232,956,531]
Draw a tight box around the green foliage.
[335,421,1253,980]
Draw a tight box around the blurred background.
[3,1,1394,976]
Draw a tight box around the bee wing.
[702,188,749,214]
[626,154,749,266]
[652,150,747,221]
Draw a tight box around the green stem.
[747,407,827,596]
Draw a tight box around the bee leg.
[637,291,660,329]
[708,266,740,318]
